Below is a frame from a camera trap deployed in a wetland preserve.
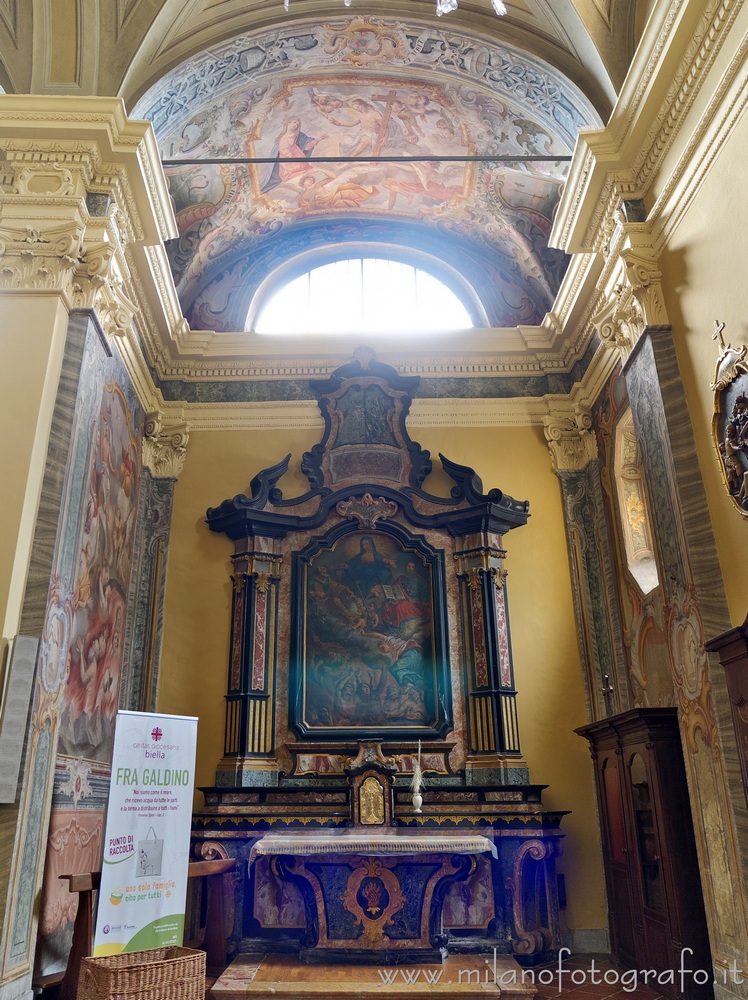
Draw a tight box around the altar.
[191,351,567,973]
[250,828,496,963]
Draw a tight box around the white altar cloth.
[249,828,497,859]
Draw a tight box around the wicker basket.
[77,947,206,1000]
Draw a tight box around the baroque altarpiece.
[194,350,566,964]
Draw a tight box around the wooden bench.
[33,858,236,999]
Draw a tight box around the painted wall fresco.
[57,379,140,760]
[30,319,145,975]
[135,17,602,332]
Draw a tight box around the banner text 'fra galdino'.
[115,768,190,786]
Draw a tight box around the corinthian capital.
[0,220,84,293]
[142,412,190,479]
[543,405,597,473]
[593,217,668,364]
[592,286,641,361]
[619,241,667,330]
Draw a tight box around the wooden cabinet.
[705,615,748,809]
[577,709,712,999]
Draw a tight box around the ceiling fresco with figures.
[135,16,602,334]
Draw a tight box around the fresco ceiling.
[136,16,602,334]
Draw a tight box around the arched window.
[614,408,660,595]
[251,257,478,334]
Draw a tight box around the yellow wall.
[659,109,748,624]
[418,424,607,935]
[160,419,607,934]
[0,291,69,934]
[158,427,320,794]
[0,294,70,640]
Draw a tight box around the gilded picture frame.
[711,321,748,517]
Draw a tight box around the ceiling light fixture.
[282,0,507,13]
[436,0,507,12]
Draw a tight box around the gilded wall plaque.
[711,320,748,516]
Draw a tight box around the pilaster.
[0,97,177,999]
[624,325,748,989]
[124,410,190,715]
[544,403,629,721]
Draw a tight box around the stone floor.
[528,955,667,1000]
[210,953,529,999]
[208,952,670,1000]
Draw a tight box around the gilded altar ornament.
[360,776,385,825]
[711,320,748,516]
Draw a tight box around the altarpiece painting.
[294,527,449,738]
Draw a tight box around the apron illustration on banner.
[137,825,164,878]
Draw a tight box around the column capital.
[543,404,598,473]
[142,411,190,479]
[0,213,85,294]
[593,214,669,365]
[0,96,181,408]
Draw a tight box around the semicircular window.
[252,257,476,334]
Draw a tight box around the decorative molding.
[0,0,18,45]
[619,232,668,327]
[336,493,398,529]
[161,399,323,432]
[551,0,743,258]
[0,98,178,425]
[650,29,748,251]
[634,0,743,191]
[142,411,190,478]
[591,288,638,359]
[94,278,138,341]
[147,331,592,384]
[454,543,507,580]
[157,395,566,433]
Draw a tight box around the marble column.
[455,532,528,786]
[216,543,282,787]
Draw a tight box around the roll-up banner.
[93,710,198,955]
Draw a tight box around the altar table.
[250,829,496,964]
